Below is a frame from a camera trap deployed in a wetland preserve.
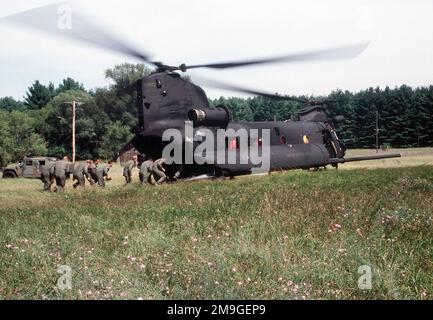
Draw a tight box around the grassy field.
[344,148,433,169]
[0,149,432,300]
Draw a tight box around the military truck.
[1,157,57,179]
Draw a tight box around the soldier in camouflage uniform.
[139,158,154,185]
[87,159,98,185]
[152,158,168,186]
[54,156,72,192]
[123,155,138,184]
[96,161,113,188]
[72,161,91,189]
[40,160,56,192]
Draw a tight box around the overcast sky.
[0,0,432,100]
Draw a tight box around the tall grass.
[0,165,432,300]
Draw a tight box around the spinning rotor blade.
[1,2,154,64]
[193,76,359,106]
[1,3,369,75]
[193,75,293,101]
[184,43,369,71]
[2,2,371,106]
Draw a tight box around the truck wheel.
[2,172,18,179]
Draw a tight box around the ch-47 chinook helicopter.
[2,3,401,180]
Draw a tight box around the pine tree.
[352,88,377,148]
[24,81,55,110]
[56,78,86,94]
[0,97,26,112]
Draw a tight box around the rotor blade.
[192,75,304,102]
[184,43,369,70]
[193,75,358,106]
[0,2,153,64]
[311,96,365,105]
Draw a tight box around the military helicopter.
[2,3,401,179]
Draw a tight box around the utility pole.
[72,100,76,163]
[64,101,80,163]
[375,110,380,153]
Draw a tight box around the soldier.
[96,161,113,188]
[123,155,138,184]
[88,159,99,185]
[54,156,72,192]
[72,161,91,189]
[40,160,56,192]
[139,157,154,185]
[152,158,168,186]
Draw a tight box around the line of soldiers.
[41,156,114,192]
[123,156,182,186]
[40,155,180,192]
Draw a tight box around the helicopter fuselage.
[133,72,398,177]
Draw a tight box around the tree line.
[0,63,150,167]
[1,62,433,167]
[211,85,433,149]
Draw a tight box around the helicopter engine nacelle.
[298,106,328,122]
[188,106,230,128]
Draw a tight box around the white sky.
[0,0,432,100]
